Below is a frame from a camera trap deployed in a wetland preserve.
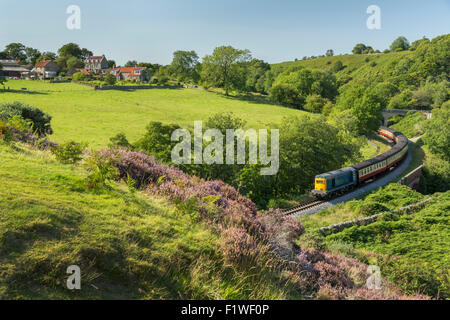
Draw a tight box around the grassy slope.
[391,112,427,139]
[0,142,300,299]
[298,184,449,298]
[0,81,307,148]
[299,184,427,231]
[272,51,411,81]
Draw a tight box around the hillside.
[272,51,411,78]
[0,81,308,148]
[298,184,449,299]
[0,142,302,299]
[0,137,428,300]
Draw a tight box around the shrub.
[0,120,12,141]
[84,151,118,190]
[51,140,85,164]
[72,72,87,82]
[0,102,53,136]
[303,94,329,113]
[269,83,304,107]
[104,73,117,86]
[108,132,132,150]
[157,75,169,85]
[358,202,389,217]
[331,60,344,73]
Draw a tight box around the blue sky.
[1,0,449,65]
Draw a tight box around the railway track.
[280,199,326,216]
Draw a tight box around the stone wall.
[94,85,182,91]
[398,165,423,190]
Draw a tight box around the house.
[110,67,150,82]
[67,68,92,78]
[0,60,31,79]
[33,60,60,79]
[84,55,109,74]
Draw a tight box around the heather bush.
[219,227,260,263]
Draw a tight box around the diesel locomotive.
[312,127,409,199]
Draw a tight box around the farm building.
[110,67,150,82]
[33,60,60,79]
[0,60,31,78]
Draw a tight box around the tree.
[66,56,84,70]
[205,112,246,134]
[335,82,383,134]
[275,115,358,196]
[80,48,93,60]
[270,68,338,107]
[352,43,367,54]
[410,37,430,51]
[201,45,251,96]
[269,83,304,107]
[3,43,26,62]
[331,60,344,73]
[24,47,41,65]
[107,60,116,68]
[104,73,117,85]
[170,50,199,82]
[134,122,182,163]
[390,36,410,52]
[36,52,57,63]
[125,60,138,67]
[326,49,334,57]
[303,94,330,113]
[58,43,83,58]
[245,59,270,93]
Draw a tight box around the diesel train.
[311,127,409,199]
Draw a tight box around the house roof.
[35,60,52,68]
[111,67,147,77]
[85,56,106,62]
[0,59,20,66]
[2,66,30,73]
[75,68,91,76]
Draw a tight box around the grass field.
[0,80,307,148]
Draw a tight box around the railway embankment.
[318,197,433,236]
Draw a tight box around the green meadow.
[0,80,306,148]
